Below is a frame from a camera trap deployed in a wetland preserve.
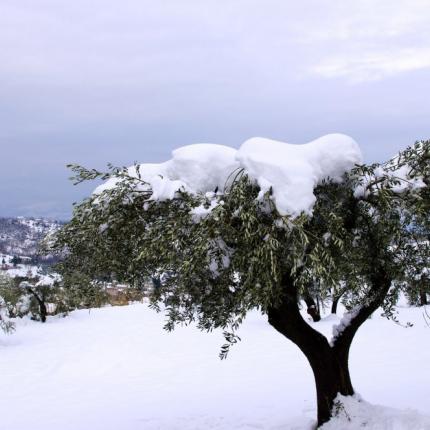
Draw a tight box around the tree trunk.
[331,296,340,314]
[419,289,428,306]
[268,277,354,427]
[309,345,354,425]
[38,299,47,323]
[304,294,321,322]
[268,269,391,427]
[331,287,347,315]
[26,287,47,323]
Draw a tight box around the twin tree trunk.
[267,272,391,427]
[331,288,346,315]
[304,294,321,322]
[26,286,47,323]
[419,288,428,306]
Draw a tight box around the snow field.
[0,303,429,430]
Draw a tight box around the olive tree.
[0,275,15,333]
[51,138,429,427]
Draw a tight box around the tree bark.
[268,270,391,427]
[304,294,321,322]
[331,288,346,315]
[26,287,47,323]
[37,299,47,323]
[419,288,428,306]
[268,276,353,426]
[331,283,350,314]
[331,296,340,315]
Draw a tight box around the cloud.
[298,0,430,42]
[0,0,430,217]
[311,48,430,82]
[299,0,430,82]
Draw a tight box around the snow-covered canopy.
[94,134,362,217]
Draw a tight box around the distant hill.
[0,217,63,260]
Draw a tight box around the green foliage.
[49,140,430,354]
[59,272,109,311]
[0,277,45,322]
[0,271,110,324]
[0,276,22,316]
[0,275,16,333]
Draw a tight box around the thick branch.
[332,269,391,353]
[267,275,330,360]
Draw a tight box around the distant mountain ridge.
[0,217,63,258]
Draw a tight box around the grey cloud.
[0,1,429,218]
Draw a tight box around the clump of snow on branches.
[94,134,362,217]
[190,197,221,222]
[35,273,61,287]
[354,155,426,198]
[208,238,232,277]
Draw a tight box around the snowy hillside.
[0,217,62,258]
[1,303,429,430]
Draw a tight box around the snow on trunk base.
[321,394,430,430]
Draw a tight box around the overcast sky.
[1,0,429,219]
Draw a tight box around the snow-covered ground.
[0,303,429,430]
[1,264,41,279]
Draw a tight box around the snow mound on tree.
[237,134,361,215]
[93,144,239,200]
[169,144,239,193]
[94,134,362,216]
